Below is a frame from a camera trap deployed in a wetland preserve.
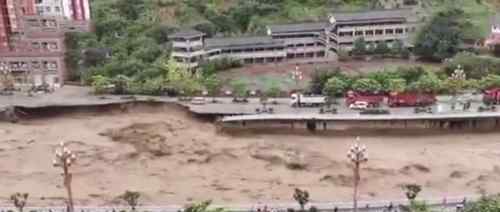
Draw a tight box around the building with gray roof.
[171,8,420,69]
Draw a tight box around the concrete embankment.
[221,113,500,133]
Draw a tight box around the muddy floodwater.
[1,104,500,205]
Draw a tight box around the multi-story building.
[0,0,90,88]
[171,9,420,68]
[34,0,90,21]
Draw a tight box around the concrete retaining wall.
[222,118,500,133]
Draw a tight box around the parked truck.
[483,88,500,105]
[290,93,327,107]
[345,91,385,107]
[388,92,436,107]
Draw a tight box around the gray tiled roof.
[333,9,412,23]
[268,22,328,34]
[169,29,204,38]
[205,36,285,49]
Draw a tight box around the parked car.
[349,101,369,110]
[191,97,206,105]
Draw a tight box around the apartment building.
[171,9,420,68]
[33,0,90,21]
[0,0,90,88]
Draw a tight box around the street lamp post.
[347,137,368,212]
[53,142,77,212]
[449,65,466,111]
[291,65,303,107]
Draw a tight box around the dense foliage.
[307,63,500,95]
[464,195,500,212]
[444,52,500,79]
[413,7,472,61]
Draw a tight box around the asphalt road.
[0,86,491,118]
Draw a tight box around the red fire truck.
[345,91,385,107]
[388,92,436,107]
[483,88,500,105]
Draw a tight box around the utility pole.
[347,137,368,212]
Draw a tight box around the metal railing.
[0,196,479,212]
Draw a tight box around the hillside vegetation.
[66,0,497,93]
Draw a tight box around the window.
[36,6,44,15]
[46,7,51,12]
[50,43,58,50]
[35,0,43,4]
[55,7,60,12]
[32,42,40,49]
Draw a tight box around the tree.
[230,79,248,99]
[111,75,131,95]
[323,77,348,104]
[352,78,382,93]
[366,42,376,55]
[411,71,442,93]
[91,75,111,94]
[352,38,367,56]
[387,78,407,93]
[120,190,140,212]
[391,39,405,56]
[308,68,348,95]
[165,59,202,96]
[265,80,281,98]
[374,41,390,56]
[366,70,401,92]
[193,22,218,37]
[443,52,500,79]
[464,195,500,212]
[402,184,421,201]
[203,75,222,102]
[414,7,470,61]
[10,193,28,212]
[293,188,310,211]
[184,201,225,212]
[480,74,500,90]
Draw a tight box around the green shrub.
[443,52,500,79]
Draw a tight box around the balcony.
[286,46,326,54]
[337,24,409,33]
[335,34,408,43]
[171,50,205,58]
[217,50,287,59]
[172,40,203,48]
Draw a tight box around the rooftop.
[205,36,285,49]
[332,9,413,23]
[267,22,328,34]
[169,29,205,39]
